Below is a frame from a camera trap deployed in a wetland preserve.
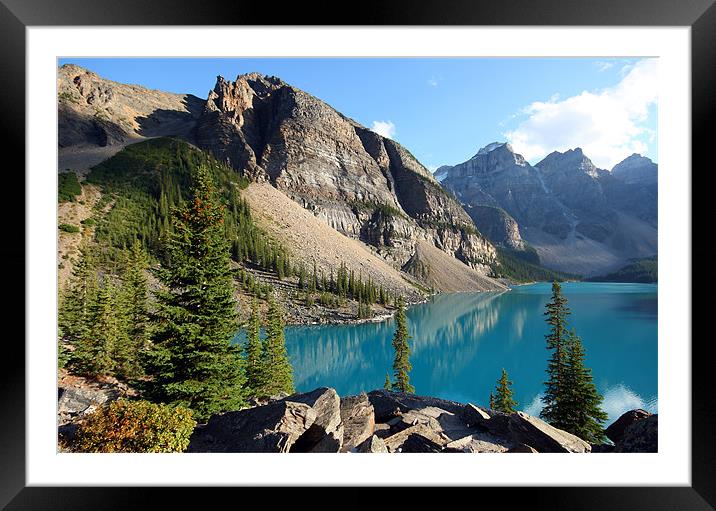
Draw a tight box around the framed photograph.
[4,0,711,508]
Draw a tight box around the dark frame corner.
[2,0,711,509]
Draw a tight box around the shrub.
[81,218,96,226]
[59,171,82,202]
[76,399,196,453]
[59,223,80,233]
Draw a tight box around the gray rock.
[57,386,117,421]
[383,423,449,453]
[506,443,539,453]
[445,432,511,453]
[507,411,591,453]
[614,414,658,453]
[283,387,343,453]
[339,393,375,453]
[605,409,651,445]
[367,390,465,423]
[460,403,491,428]
[187,401,316,453]
[400,433,444,453]
[356,435,388,453]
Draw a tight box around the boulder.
[57,386,118,423]
[401,433,443,453]
[460,403,491,428]
[615,414,658,453]
[339,393,375,452]
[383,423,449,452]
[356,435,388,453]
[367,390,465,422]
[188,401,316,453]
[605,409,652,445]
[445,432,511,453]
[506,443,539,453]
[507,411,591,453]
[283,388,343,452]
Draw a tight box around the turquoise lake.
[277,282,657,425]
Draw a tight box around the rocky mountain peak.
[536,148,600,178]
[611,153,657,184]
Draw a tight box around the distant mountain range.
[437,143,657,276]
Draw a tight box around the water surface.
[281,282,657,424]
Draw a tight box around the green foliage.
[58,171,82,202]
[259,296,294,396]
[75,399,196,453]
[59,245,99,353]
[492,247,579,283]
[587,256,657,283]
[384,373,392,390]
[493,368,518,413]
[540,282,607,443]
[243,298,265,397]
[59,223,80,233]
[144,163,246,421]
[560,330,608,443]
[390,296,414,393]
[540,281,571,427]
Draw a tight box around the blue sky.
[58,57,658,169]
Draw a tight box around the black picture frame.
[2,0,710,508]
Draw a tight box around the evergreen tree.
[59,245,99,347]
[494,368,518,413]
[73,280,122,377]
[260,296,294,396]
[561,329,608,443]
[145,164,246,421]
[244,298,264,396]
[489,392,495,410]
[391,296,414,393]
[384,373,392,390]
[117,239,149,378]
[540,281,572,429]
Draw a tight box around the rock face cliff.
[193,73,499,282]
[57,66,503,292]
[439,143,657,276]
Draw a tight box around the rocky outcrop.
[339,393,376,452]
[57,64,204,171]
[439,142,658,276]
[184,388,648,453]
[605,408,652,445]
[607,409,658,453]
[188,400,317,453]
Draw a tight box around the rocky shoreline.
[187,388,657,453]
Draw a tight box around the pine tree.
[391,296,414,393]
[244,298,264,396]
[116,239,149,378]
[494,368,518,413]
[145,164,246,421]
[561,329,608,443]
[260,295,294,396]
[59,245,99,347]
[384,373,392,390]
[489,392,495,410]
[73,280,122,377]
[540,281,572,429]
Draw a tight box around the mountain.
[57,65,505,294]
[439,143,657,276]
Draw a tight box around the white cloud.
[595,61,615,72]
[504,59,658,169]
[371,120,396,139]
[427,76,439,87]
